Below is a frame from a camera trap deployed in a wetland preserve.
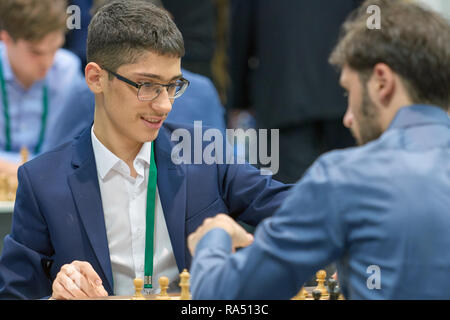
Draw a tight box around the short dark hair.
[330,0,450,111]
[0,0,67,41]
[87,0,184,73]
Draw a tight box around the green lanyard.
[144,142,157,289]
[0,55,48,154]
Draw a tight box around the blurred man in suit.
[228,0,364,183]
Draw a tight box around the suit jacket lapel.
[67,128,114,293]
[154,124,188,271]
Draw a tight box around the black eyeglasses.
[104,68,190,101]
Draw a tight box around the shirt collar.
[91,125,151,180]
[387,104,450,131]
[135,138,151,166]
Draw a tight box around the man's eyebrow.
[133,72,183,82]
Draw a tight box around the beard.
[353,87,383,146]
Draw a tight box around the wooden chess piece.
[131,278,146,300]
[20,147,29,164]
[0,174,7,201]
[7,176,17,201]
[156,276,170,300]
[179,269,191,300]
[314,270,329,299]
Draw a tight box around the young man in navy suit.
[0,0,290,299]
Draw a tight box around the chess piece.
[314,270,329,299]
[20,147,29,164]
[327,279,339,300]
[131,278,146,300]
[0,174,7,201]
[156,276,170,300]
[312,289,322,300]
[7,176,17,201]
[179,269,191,300]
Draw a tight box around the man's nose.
[343,107,354,129]
[150,88,173,115]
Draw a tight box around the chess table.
[85,292,184,300]
[81,270,344,300]
[0,201,14,214]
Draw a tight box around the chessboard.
[0,147,29,202]
[87,269,344,300]
[292,270,344,300]
[0,175,18,202]
[87,269,192,300]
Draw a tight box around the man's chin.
[142,128,160,143]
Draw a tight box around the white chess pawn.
[156,276,170,300]
[131,278,145,300]
[179,269,191,300]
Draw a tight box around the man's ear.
[85,62,106,94]
[370,63,396,107]
[0,30,15,46]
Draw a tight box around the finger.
[232,223,254,248]
[188,232,200,255]
[73,261,107,296]
[64,264,100,298]
[68,269,99,297]
[52,280,74,300]
[58,273,88,299]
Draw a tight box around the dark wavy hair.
[87,0,184,73]
[330,0,450,111]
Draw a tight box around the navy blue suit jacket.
[0,122,290,299]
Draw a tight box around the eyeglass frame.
[103,68,190,101]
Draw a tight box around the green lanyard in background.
[144,142,157,289]
[0,55,48,154]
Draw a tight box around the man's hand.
[188,214,254,255]
[51,260,108,300]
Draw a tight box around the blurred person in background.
[0,0,85,177]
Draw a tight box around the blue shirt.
[0,42,85,162]
[42,68,226,152]
[191,105,450,300]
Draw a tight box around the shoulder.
[182,69,213,87]
[52,48,81,72]
[181,69,219,98]
[309,137,391,185]
[21,139,74,177]
[47,48,83,86]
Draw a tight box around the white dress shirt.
[91,126,179,296]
